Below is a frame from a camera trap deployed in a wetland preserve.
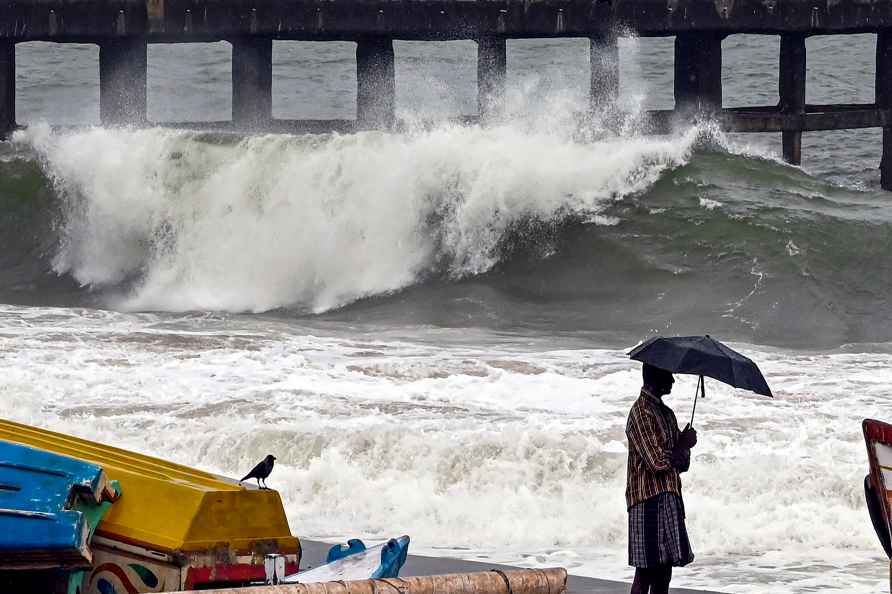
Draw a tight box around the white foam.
[0,304,887,593]
[16,112,700,314]
[699,197,723,210]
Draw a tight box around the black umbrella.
[628,335,772,425]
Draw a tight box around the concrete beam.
[590,33,619,113]
[645,105,892,134]
[779,33,806,165]
[356,37,395,129]
[99,39,147,126]
[0,41,14,138]
[32,104,892,139]
[477,37,506,122]
[12,0,892,42]
[674,33,722,115]
[232,37,273,127]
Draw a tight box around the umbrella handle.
[690,375,705,427]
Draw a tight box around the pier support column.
[0,41,13,138]
[779,34,806,165]
[99,40,147,126]
[590,33,619,113]
[356,37,395,129]
[674,33,723,115]
[477,37,506,122]
[232,37,273,128]
[877,31,892,189]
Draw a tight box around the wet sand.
[299,540,720,594]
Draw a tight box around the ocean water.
[1,33,891,593]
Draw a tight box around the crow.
[239,454,276,489]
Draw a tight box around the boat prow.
[862,418,892,592]
[285,536,410,584]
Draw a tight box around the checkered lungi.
[628,492,695,568]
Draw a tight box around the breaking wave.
[4,116,892,347]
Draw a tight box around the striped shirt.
[625,388,685,510]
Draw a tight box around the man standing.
[626,363,697,594]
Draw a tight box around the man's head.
[642,363,674,397]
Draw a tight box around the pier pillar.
[779,33,806,165]
[477,37,506,122]
[99,40,147,126]
[590,33,619,112]
[232,37,273,127]
[877,31,892,189]
[674,33,722,114]
[0,41,13,138]
[356,37,395,129]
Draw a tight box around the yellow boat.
[0,418,300,592]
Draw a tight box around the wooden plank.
[178,569,569,594]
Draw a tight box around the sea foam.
[17,117,699,314]
[0,304,886,593]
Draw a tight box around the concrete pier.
[99,40,147,126]
[356,37,395,129]
[0,41,13,137]
[878,32,892,189]
[5,0,892,186]
[779,34,807,165]
[232,37,273,127]
[674,33,723,115]
[590,34,619,112]
[478,37,507,121]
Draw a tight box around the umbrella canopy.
[629,335,773,397]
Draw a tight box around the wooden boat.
[0,418,300,592]
[0,440,119,593]
[862,418,892,592]
[285,536,410,584]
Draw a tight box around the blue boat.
[0,439,118,570]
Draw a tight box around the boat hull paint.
[0,439,116,570]
[862,418,892,593]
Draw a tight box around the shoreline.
[299,539,721,594]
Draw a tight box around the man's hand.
[669,444,690,472]
[679,424,698,448]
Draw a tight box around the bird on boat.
[239,454,276,489]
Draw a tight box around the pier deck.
[4,0,892,187]
[300,539,721,594]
